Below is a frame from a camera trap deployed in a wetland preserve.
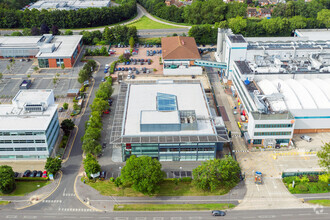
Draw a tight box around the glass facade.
[255,124,293,128]
[123,142,216,161]
[38,59,49,68]
[254,132,291,136]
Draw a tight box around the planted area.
[283,174,330,194]
[127,16,182,29]
[114,203,235,211]
[0,181,49,196]
[307,200,330,207]
[0,201,10,205]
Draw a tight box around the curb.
[16,171,63,210]
[73,174,103,212]
[62,125,79,163]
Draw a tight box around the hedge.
[15,177,48,182]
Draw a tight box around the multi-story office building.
[0,34,83,68]
[0,90,60,159]
[110,80,229,161]
[28,0,111,10]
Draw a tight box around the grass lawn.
[114,203,235,211]
[307,200,330,207]
[87,179,230,197]
[0,181,50,196]
[149,14,191,27]
[127,16,182,30]
[0,201,10,205]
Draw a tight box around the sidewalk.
[75,175,246,212]
[0,172,61,210]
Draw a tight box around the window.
[0,148,14,151]
[0,140,12,144]
[255,124,293,128]
[157,93,178,111]
[35,140,46,143]
[253,139,262,144]
[276,139,290,144]
[56,59,64,67]
[254,132,291,136]
[37,147,47,151]
[38,59,49,68]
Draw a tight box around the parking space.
[292,132,330,151]
[112,45,163,76]
[0,59,34,75]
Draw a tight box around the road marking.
[23,216,37,219]
[257,215,276,218]
[153,218,164,220]
[299,213,311,215]
[114,218,128,220]
[6,216,17,219]
[170,218,182,220]
[256,184,260,191]
[135,218,147,220]
[242,217,254,219]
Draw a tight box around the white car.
[127,74,131,79]
[105,64,110,70]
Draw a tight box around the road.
[1,208,329,219]
[0,4,189,38]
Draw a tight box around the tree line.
[0,0,136,28]
[138,0,328,25]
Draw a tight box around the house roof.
[247,8,257,13]
[260,8,271,13]
[161,36,200,60]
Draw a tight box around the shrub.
[319,174,330,183]
[59,135,69,148]
[114,177,122,187]
[307,175,319,182]
[300,175,309,183]
[15,177,48,181]
[296,184,308,192]
[174,178,179,185]
[181,177,192,182]
[110,177,115,182]
[63,103,69,110]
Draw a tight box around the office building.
[28,0,110,10]
[110,80,229,161]
[0,90,60,159]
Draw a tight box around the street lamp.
[179,166,182,179]
[119,166,122,177]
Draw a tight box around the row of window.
[0,131,45,136]
[254,132,291,136]
[0,140,46,144]
[0,147,47,151]
[255,124,293,128]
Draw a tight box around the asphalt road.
[1,208,329,219]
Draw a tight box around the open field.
[128,16,182,30]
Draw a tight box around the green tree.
[60,119,75,135]
[90,98,109,113]
[129,36,135,48]
[83,153,101,178]
[120,155,163,195]
[95,81,114,100]
[0,165,15,194]
[22,28,31,36]
[317,9,330,29]
[45,157,62,175]
[63,102,69,110]
[82,137,102,155]
[33,66,39,73]
[317,143,330,172]
[64,30,73,35]
[61,63,65,70]
[11,31,22,36]
[289,16,307,31]
[228,16,247,34]
[84,126,101,141]
[78,69,89,83]
[86,111,103,129]
[192,156,241,192]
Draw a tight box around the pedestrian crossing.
[62,193,75,197]
[58,207,94,212]
[42,200,62,203]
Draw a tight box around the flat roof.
[141,110,180,124]
[123,82,215,136]
[228,35,246,43]
[36,35,82,58]
[0,90,57,131]
[295,29,330,41]
[0,36,41,48]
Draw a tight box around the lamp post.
[119,166,122,177]
[179,166,182,179]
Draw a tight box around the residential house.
[247,7,257,17]
[259,8,272,18]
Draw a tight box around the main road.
[1,208,329,219]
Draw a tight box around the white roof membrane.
[298,79,330,109]
[272,79,302,110]
[312,79,330,101]
[285,79,317,109]
[257,79,287,112]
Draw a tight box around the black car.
[125,67,129,71]
[36,171,43,177]
[23,170,31,177]
[99,171,106,180]
[212,210,226,216]
[14,172,19,178]
[30,170,38,177]
[102,142,107,149]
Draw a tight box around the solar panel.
[157,93,177,111]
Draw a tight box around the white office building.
[28,0,110,10]
[0,90,60,159]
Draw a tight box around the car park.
[23,170,31,177]
[36,171,43,177]
[211,210,226,216]
[42,171,47,178]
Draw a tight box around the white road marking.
[256,184,260,191]
[6,216,17,219]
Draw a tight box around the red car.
[103,109,110,114]
[42,171,47,178]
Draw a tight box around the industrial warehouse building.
[214,29,330,147]
[0,34,83,68]
[28,0,111,10]
[0,90,60,159]
[110,80,229,162]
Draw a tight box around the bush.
[300,175,309,183]
[296,184,308,192]
[15,177,48,182]
[307,175,319,182]
[59,135,69,148]
[114,177,122,187]
[63,102,69,110]
[319,174,330,183]
[181,177,192,182]
[110,177,115,182]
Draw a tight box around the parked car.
[30,170,37,177]
[114,68,118,71]
[42,171,47,178]
[125,67,128,71]
[136,70,139,74]
[101,77,106,82]
[99,171,106,180]
[105,64,109,70]
[102,142,106,149]
[58,107,64,112]
[23,170,31,177]
[103,109,110,114]
[300,135,312,142]
[104,69,108,74]
[132,67,136,71]
[127,74,131,79]
[36,171,43,177]
[131,75,135,79]
[211,210,226,216]
[14,172,19,178]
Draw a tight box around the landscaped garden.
[0,181,50,196]
[307,200,330,207]
[283,174,330,194]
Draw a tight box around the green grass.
[114,203,235,211]
[307,200,330,207]
[127,16,182,30]
[0,201,10,205]
[87,179,231,197]
[148,14,191,27]
[0,181,50,196]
